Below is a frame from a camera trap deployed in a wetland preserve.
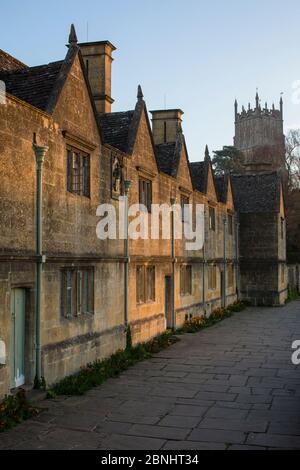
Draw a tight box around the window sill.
[136,300,156,306]
[62,312,94,321]
[67,190,91,200]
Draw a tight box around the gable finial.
[205,145,210,161]
[137,85,144,101]
[69,24,78,46]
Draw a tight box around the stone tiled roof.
[0,49,27,72]
[190,161,207,193]
[231,172,281,213]
[0,60,64,111]
[155,132,187,178]
[155,142,178,177]
[97,111,134,153]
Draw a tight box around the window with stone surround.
[67,148,90,197]
[139,177,152,213]
[147,266,155,302]
[180,195,190,222]
[136,265,155,304]
[208,265,217,290]
[228,214,233,236]
[61,268,94,318]
[209,206,216,231]
[227,264,234,288]
[180,265,192,296]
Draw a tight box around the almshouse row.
[0,26,287,398]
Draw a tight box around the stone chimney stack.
[150,109,184,145]
[79,40,116,113]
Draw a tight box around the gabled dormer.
[190,146,218,202]
[151,109,193,192]
[98,86,158,172]
[215,173,235,210]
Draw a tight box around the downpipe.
[33,140,48,388]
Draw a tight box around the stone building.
[234,92,286,175]
[234,93,299,267]
[0,26,287,399]
[232,173,287,306]
[286,189,300,263]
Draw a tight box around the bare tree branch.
[286,129,300,190]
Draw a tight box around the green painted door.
[165,276,172,328]
[221,271,225,308]
[10,289,26,388]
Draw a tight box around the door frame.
[10,288,26,389]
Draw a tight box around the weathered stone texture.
[0,36,287,398]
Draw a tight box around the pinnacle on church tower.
[234,99,238,119]
[255,89,259,109]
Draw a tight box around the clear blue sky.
[1,0,300,161]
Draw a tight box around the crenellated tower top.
[234,91,283,122]
[234,92,285,174]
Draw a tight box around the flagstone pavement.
[1,301,300,450]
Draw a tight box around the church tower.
[234,92,286,174]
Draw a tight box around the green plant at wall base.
[50,332,178,396]
[226,300,246,312]
[177,301,246,334]
[0,389,39,433]
[48,302,246,397]
[33,376,46,391]
[0,302,244,432]
[126,325,133,351]
[46,390,57,400]
[286,289,300,303]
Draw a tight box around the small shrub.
[0,390,39,433]
[47,302,246,398]
[46,390,57,400]
[177,316,206,334]
[177,301,246,334]
[50,330,177,397]
[226,300,245,312]
[286,289,300,303]
[126,325,133,351]
[34,376,46,391]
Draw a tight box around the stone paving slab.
[1,301,300,450]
